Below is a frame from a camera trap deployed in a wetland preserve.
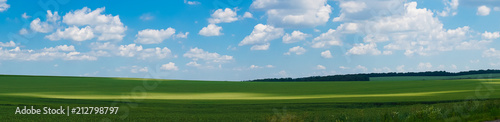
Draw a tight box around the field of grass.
[1,75,500,121]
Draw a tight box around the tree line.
[250,69,500,82]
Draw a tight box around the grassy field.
[1,75,500,121]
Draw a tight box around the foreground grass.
[1,75,500,121]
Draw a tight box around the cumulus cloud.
[117,44,172,60]
[282,31,310,44]
[208,8,238,24]
[334,2,478,56]
[333,0,405,22]
[347,43,381,55]
[175,32,189,39]
[243,12,253,18]
[0,0,9,12]
[483,48,500,58]
[0,46,96,61]
[311,29,342,48]
[135,28,176,44]
[22,13,31,19]
[199,24,223,36]
[339,1,367,13]
[477,5,491,16]
[19,28,29,35]
[61,7,127,41]
[186,61,202,67]
[239,24,284,50]
[251,0,332,28]
[320,50,333,58]
[482,31,500,39]
[42,45,75,52]
[45,26,95,41]
[30,10,60,33]
[183,47,233,63]
[284,46,306,55]
[161,62,179,71]
[438,0,459,17]
[0,41,16,47]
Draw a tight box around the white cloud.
[239,24,284,50]
[477,5,491,16]
[249,64,274,69]
[482,31,500,39]
[250,65,260,69]
[243,12,253,18]
[90,42,116,50]
[0,46,96,61]
[251,0,332,28]
[311,29,342,48]
[45,26,95,41]
[355,65,368,72]
[19,28,28,35]
[208,8,238,24]
[184,0,201,5]
[339,66,350,70]
[483,48,500,58]
[418,62,433,71]
[316,65,326,70]
[339,1,366,13]
[135,28,176,44]
[333,0,405,22]
[22,13,31,19]
[161,62,179,71]
[199,24,223,36]
[30,10,60,33]
[139,13,154,21]
[117,44,172,60]
[186,61,202,67]
[0,41,16,47]
[284,46,306,55]
[495,7,500,11]
[175,32,189,39]
[438,0,459,17]
[382,51,393,55]
[0,0,9,12]
[341,2,476,56]
[282,31,310,44]
[337,23,360,34]
[42,45,75,52]
[455,40,491,50]
[347,43,381,55]
[62,7,127,41]
[183,47,233,63]
[127,66,148,73]
[320,50,332,58]
[250,43,270,50]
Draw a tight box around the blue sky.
[0,0,500,81]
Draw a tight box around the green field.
[1,74,500,121]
